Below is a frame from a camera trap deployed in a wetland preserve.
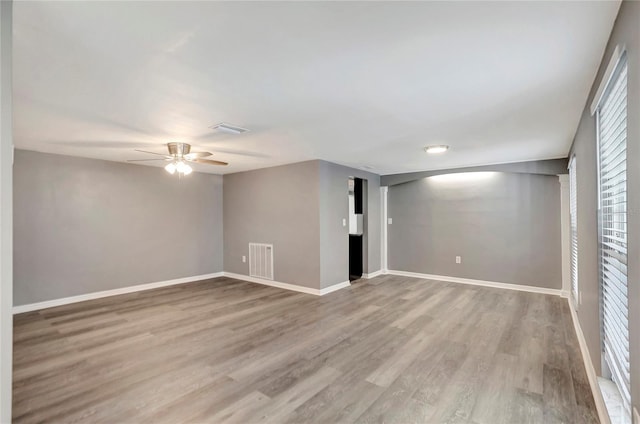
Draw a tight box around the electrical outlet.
[456,256,461,264]
[242,256,246,263]
[342,218,346,227]
[388,218,393,225]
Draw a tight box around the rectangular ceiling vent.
[210,122,250,134]
[249,243,273,280]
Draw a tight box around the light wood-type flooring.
[13,275,598,423]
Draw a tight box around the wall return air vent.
[249,243,274,280]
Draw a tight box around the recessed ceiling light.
[424,145,449,154]
[209,122,250,134]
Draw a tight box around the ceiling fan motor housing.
[167,142,190,157]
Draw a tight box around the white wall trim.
[590,44,626,115]
[380,186,388,273]
[387,270,563,296]
[12,272,224,314]
[567,296,611,424]
[224,272,350,296]
[224,272,319,295]
[319,280,351,295]
[558,174,571,297]
[14,271,354,314]
[363,270,383,279]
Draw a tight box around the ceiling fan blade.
[126,159,168,162]
[134,149,172,158]
[192,158,229,166]
[184,151,213,159]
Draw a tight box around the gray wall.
[223,160,381,290]
[13,150,224,306]
[319,161,380,289]
[0,1,12,420]
[569,0,639,411]
[388,172,562,289]
[223,161,322,289]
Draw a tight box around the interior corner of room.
[2,1,640,423]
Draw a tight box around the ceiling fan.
[127,142,228,176]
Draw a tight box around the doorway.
[348,177,366,281]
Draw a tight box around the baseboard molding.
[362,270,383,279]
[319,280,351,295]
[567,297,610,424]
[13,270,353,314]
[223,272,350,296]
[223,272,320,295]
[12,272,225,314]
[386,270,563,296]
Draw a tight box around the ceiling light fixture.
[165,160,192,176]
[176,161,193,175]
[164,162,177,174]
[424,145,449,154]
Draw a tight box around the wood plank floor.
[13,275,598,423]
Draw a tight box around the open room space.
[13,276,593,423]
[1,1,639,423]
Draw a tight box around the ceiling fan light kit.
[165,162,177,174]
[164,160,192,175]
[175,161,193,175]
[128,142,228,177]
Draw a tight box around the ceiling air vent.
[209,122,250,134]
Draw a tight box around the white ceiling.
[13,1,620,175]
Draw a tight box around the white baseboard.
[386,270,563,296]
[319,280,351,295]
[362,270,383,279]
[13,271,353,314]
[567,297,610,424]
[12,272,225,314]
[223,272,319,295]
[223,272,350,296]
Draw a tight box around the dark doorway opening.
[349,177,365,281]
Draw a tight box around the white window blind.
[569,157,578,304]
[597,55,630,410]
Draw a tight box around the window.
[597,54,630,412]
[569,157,578,304]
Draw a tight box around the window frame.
[595,52,631,414]
[568,156,578,306]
